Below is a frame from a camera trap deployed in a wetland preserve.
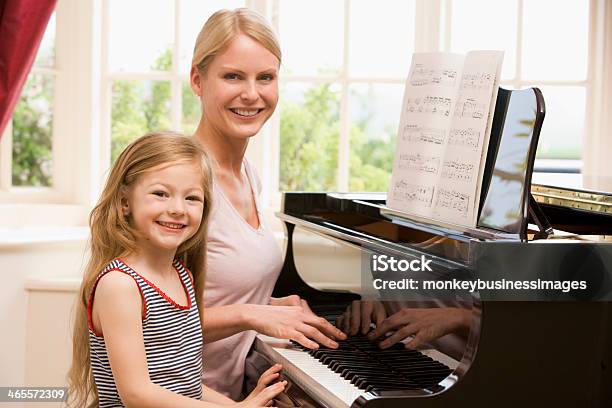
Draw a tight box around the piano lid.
[532,174,612,215]
[531,174,612,236]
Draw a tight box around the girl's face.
[123,161,205,254]
[191,34,279,141]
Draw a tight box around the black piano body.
[254,86,612,407]
[253,189,612,408]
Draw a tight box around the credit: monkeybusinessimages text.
[371,254,588,294]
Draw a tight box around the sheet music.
[387,51,504,227]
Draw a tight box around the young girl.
[67,132,286,408]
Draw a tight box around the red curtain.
[0,0,57,138]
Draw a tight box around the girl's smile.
[123,161,205,254]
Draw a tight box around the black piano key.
[327,358,370,369]
[392,364,452,374]
[354,378,418,390]
[397,370,452,381]
[330,360,386,372]
[336,365,393,376]
[342,369,401,382]
[318,352,366,365]
[372,350,425,358]
[310,349,341,359]
[395,369,452,380]
[390,361,452,371]
[349,340,405,352]
[385,358,447,367]
[368,384,421,393]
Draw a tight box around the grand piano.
[252,88,612,407]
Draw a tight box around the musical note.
[435,189,470,216]
[397,153,440,174]
[392,180,435,206]
[454,98,486,119]
[402,125,446,145]
[409,64,458,87]
[406,96,452,117]
[448,128,481,149]
[441,159,475,181]
[460,72,495,90]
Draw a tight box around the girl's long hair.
[66,132,213,408]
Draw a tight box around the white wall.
[0,230,87,393]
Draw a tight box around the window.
[0,0,101,211]
[446,0,590,168]
[1,13,56,190]
[275,0,416,192]
[104,0,244,164]
[1,0,605,229]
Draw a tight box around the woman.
[189,8,346,399]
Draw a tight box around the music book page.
[387,51,504,227]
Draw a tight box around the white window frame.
[0,24,61,202]
[0,0,103,227]
[442,0,594,172]
[99,0,184,172]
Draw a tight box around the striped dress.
[87,258,203,407]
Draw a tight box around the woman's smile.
[229,107,265,118]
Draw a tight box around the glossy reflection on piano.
[250,88,612,408]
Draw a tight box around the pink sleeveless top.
[202,159,283,399]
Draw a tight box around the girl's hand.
[243,364,283,403]
[237,376,287,408]
[249,303,346,349]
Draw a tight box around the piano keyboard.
[255,334,458,408]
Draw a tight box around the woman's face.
[193,34,279,141]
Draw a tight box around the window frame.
[269,0,436,199]
[0,0,104,213]
[443,0,592,169]
[0,34,60,202]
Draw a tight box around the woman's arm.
[94,272,284,408]
[202,301,346,349]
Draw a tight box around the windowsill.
[0,203,89,229]
[533,159,582,173]
[25,276,81,292]
[531,172,584,189]
[0,225,89,247]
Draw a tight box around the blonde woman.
[190,9,346,399]
[67,133,286,407]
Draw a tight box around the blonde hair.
[67,132,213,408]
[192,8,281,73]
